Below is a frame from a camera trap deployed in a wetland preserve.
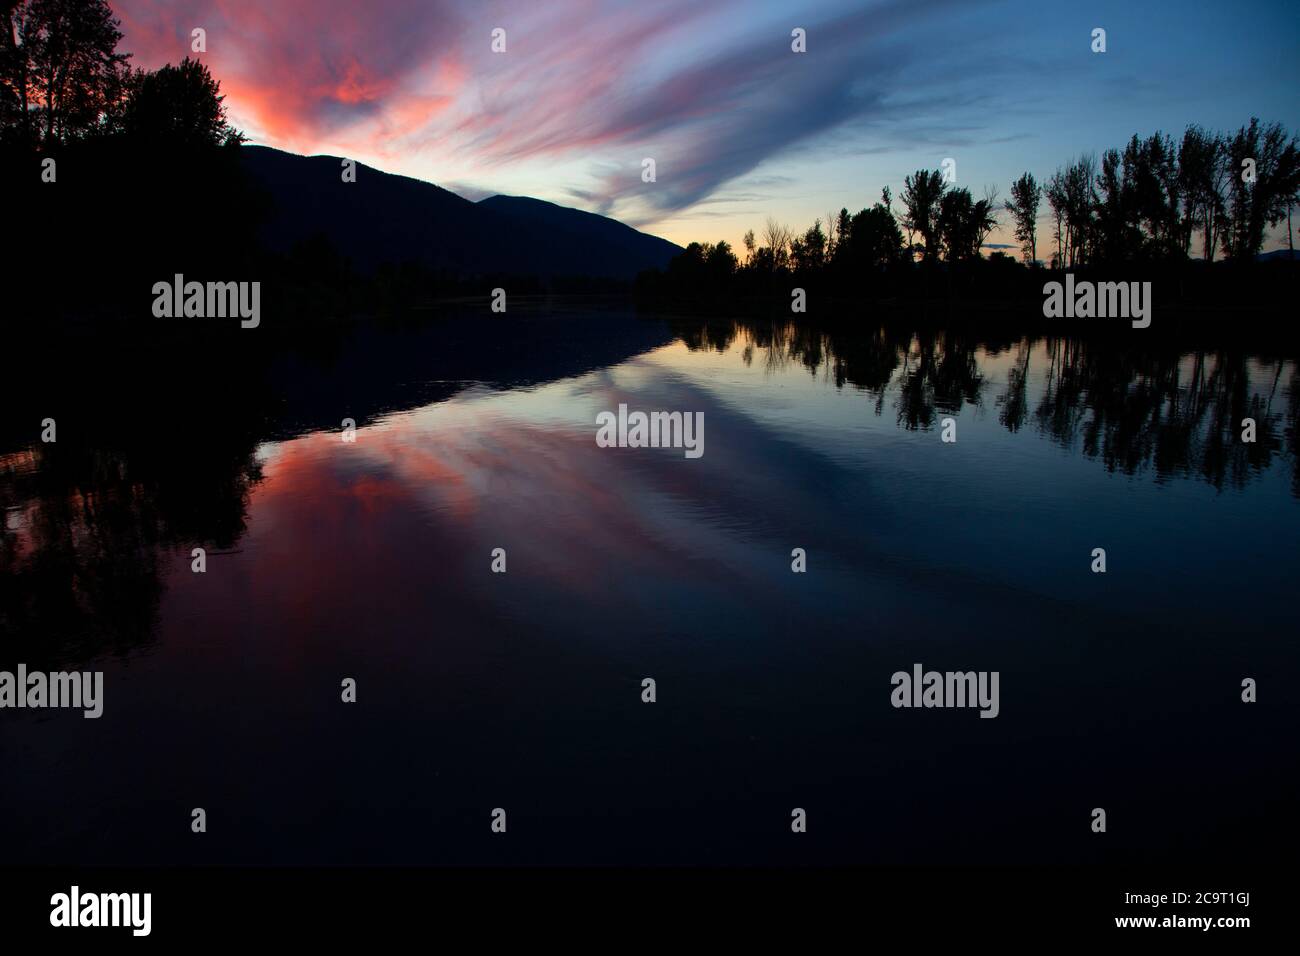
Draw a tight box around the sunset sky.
[114,0,1300,252]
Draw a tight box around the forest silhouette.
[638,111,1300,317]
[638,125,1300,318]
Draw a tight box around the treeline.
[1035,123,1299,266]
[638,121,1300,312]
[1,0,268,315]
[0,0,241,150]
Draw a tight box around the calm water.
[2,307,1297,865]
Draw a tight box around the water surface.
[2,308,1296,864]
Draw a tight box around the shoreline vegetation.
[4,0,1298,333]
[635,121,1300,327]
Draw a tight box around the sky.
[113,0,1300,253]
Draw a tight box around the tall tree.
[761,218,793,272]
[975,186,1000,255]
[1005,172,1043,264]
[1118,132,1182,258]
[833,208,853,263]
[1094,146,1140,262]
[1061,154,1097,266]
[1178,126,1226,260]
[1223,119,1300,259]
[936,187,998,261]
[901,169,947,262]
[844,202,903,269]
[792,219,826,271]
[120,57,241,146]
[1046,169,1067,268]
[0,0,130,147]
[0,3,34,142]
[704,239,738,279]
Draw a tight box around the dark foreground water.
[2,307,1297,865]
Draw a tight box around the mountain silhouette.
[240,145,680,280]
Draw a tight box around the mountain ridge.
[239,145,681,280]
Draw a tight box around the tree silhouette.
[937,187,998,261]
[834,208,853,257]
[843,203,904,270]
[1006,172,1042,264]
[1222,119,1300,259]
[760,218,793,272]
[901,169,947,262]
[791,219,827,272]
[120,57,242,146]
[644,117,1300,314]
[1094,145,1142,263]
[1094,132,1185,260]
[1062,154,1097,266]
[0,0,129,147]
[1178,126,1229,261]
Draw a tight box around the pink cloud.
[107,0,979,226]
[113,0,467,149]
